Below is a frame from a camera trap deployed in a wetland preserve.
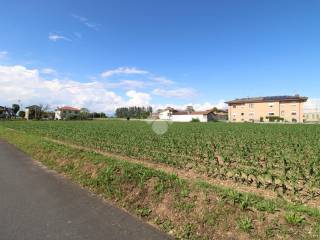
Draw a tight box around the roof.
[172,110,213,116]
[26,105,41,109]
[225,95,308,105]
[0,106,13,110]
[57,106,80,111]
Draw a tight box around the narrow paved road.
[0,140,170,240]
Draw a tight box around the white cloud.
[126,90,151,106]
[105,80,146,89]
[48,33,71,42]
[0,65,151,113]
[152,88,197,99]
[151,76,174,85]
[101,67,149,78]
[71,14,99,31]
[41,68,57,75]
[0,51,8,59]
[0,64,212,113]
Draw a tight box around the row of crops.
[2,120,320,202]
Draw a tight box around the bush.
[266,116,284,122]
[191,118,200,122]
[65,113,80,120]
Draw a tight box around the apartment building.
[225,95,308,123]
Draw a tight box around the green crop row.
[1,120,320,201]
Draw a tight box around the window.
[281,111,285,116]
[292,111,297,116]
[249,112,254,116]
[268,112,275,116]
[233,105,236,108]
[249,103,254,108]
[268,103,274,107]
[291,102,297,107]
[241,113,244,116]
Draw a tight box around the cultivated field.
[1,120,320,239]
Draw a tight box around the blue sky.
[1,0,320,112]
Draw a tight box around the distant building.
[25,105,42,120]
[0,106,15,119]
[159,107,177,120]
[171,110,215,122]
[55,106,81,120]
[158,107,226,122]
[304,109,320,123]
[225,95,308,123]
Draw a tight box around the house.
[55,106,81,120]
[304,109,320,123]
[158,107,221,122]
[0,106,15,119]
[225,95,308,123]
[25,105,42,120]
[171,110,215,122]
[159,107,177,120]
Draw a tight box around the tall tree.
[186,106,195,113]
[115,106,152,119]
[12,104,20,116]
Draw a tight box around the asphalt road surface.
[0,139,170,240]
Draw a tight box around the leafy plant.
[238,216,253,232]
[284,212,305,225]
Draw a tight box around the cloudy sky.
[1,0,320,113]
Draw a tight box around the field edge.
[0,125,320,239]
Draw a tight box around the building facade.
[304,109,320,123]
[55,106,80,120]
[25,105,42,120]
[171,110,214,122]
[226,95,308,123]
[158,107,226,122]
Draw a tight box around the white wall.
[25,109,30,120]
[171,114,208,122]
[55,110,62,120]
[159,110,171,120]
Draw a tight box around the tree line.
[115,106,152,119]
[0,103,108,120]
